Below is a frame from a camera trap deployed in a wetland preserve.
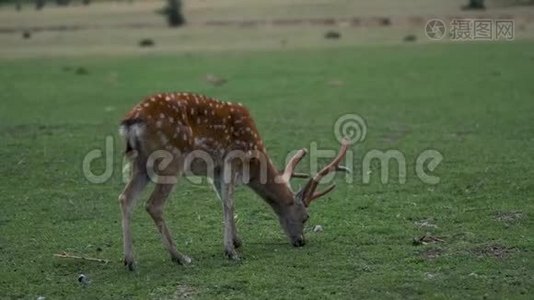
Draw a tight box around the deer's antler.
[299,138,351,207]
[281,149,308,182]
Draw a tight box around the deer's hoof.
[171,254,192,265]
[225,248,240,261]
[233,237,242,249]
[123,258,136,271]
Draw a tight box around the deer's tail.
[119,118,146,157]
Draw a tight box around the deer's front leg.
[119,171,148,271]
[219,179,240,260]
[212,175,241,249]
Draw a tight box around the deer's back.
[122,92,265,158]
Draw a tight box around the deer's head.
[275,138,350,247]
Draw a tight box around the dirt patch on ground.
[173,284,197,299]
[414,219,438,229]
[421,248,445,260]
[493,211,524,224]
[471,244,518,259]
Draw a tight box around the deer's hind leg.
[119,164,149,271]
[145,158,191,265]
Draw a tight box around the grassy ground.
[1,0,534,299]
[1,41,534,299]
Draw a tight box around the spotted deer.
[118,92,349,270]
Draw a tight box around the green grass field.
[1,0,534,298]
[1,41,533,299]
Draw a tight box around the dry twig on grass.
[54,252,109,264]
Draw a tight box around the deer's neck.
[247,159,294,214]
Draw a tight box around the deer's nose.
[292,235,306,247]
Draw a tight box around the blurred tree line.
[165,0,185,27]
[466,0,486,9]
[464,0,534,8]
[6,0,92,10]
[2,0,532,27]
[3,0,186,27]
[3,0,534,8]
